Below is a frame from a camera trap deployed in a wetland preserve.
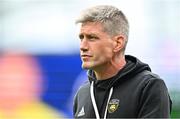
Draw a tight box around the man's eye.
[79,34,84,40]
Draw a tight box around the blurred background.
[0,0,179,118]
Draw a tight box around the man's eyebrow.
[79,33,98,36]
[88,33,98,36]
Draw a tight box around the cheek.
[96,44,114,58]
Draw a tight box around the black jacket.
[73,55,172,118]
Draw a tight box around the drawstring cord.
[104,86,113,119]
[90,81,113,119]
[90,81,100,119]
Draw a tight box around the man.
[73,5,172,118]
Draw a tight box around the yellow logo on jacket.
[108,99,119,113]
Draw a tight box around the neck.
[94,55,126,80]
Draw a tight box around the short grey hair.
[75,5,129,51]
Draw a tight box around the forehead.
[79,22,105,34]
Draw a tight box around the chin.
[81,63,94,69]
[82,65,90,69]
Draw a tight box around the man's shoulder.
[74,81,90,104]
[136,70,161,81]
[136,70,167,89]
[129,70,166,88]
[76,81,90,93]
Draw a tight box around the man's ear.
[113,35,125,53]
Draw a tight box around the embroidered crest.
[108,99,119,113]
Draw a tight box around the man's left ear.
[113,35,125,52]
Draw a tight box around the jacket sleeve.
[137,78,172,118]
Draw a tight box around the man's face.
[79,22,115,70]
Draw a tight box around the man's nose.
[80,39,89,51]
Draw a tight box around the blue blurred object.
[35,54,82,117]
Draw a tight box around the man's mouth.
[81,55,92,60]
